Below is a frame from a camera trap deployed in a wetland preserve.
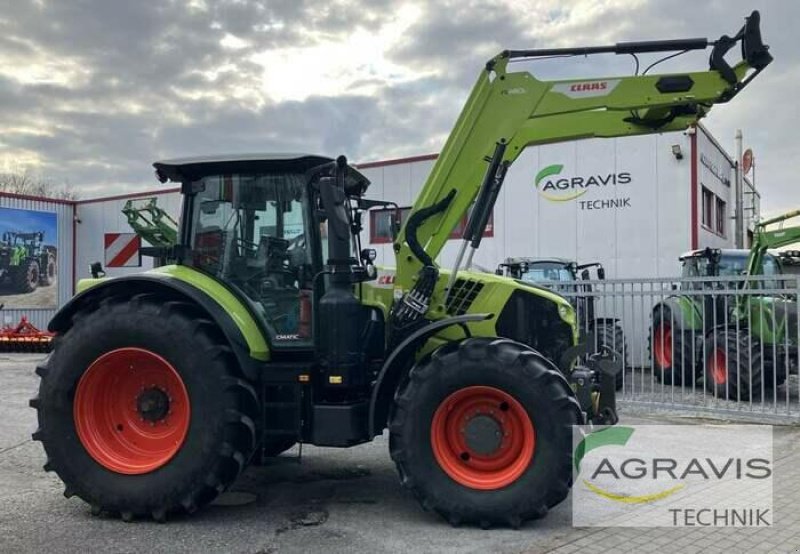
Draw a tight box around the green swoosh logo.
[534,164,588,201]
[574,426,634,473]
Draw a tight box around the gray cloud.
[0,0,795,216]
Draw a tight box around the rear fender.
[49,271,269,380]
[652,296,701,331]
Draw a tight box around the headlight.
[558,303,575,325]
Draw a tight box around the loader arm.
[394,11,771,291]
[746,209,800,279]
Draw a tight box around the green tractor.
[651,210,800,399]
[31,14,769,525]
[0,231,57,293]
[496,258,626,390]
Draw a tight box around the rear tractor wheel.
[389,338,582,528]
[30,294,259,521]
[650,310,696,386]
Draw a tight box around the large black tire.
[39,254,56,286]
[650,308,697,386]
[593,322,627,391]
[12,258,39,293]
[703,329,764,401]
[389,338,582,528]
[30,293,259,522]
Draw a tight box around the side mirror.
[520,262,529,273]
[580,269,590,281]
[391,209,403,240]
[495,267,503,276]
[90,262,106,279]
[597,267,605,280]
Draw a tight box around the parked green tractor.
[651,210,800,399]
[0,231,57,293]
[31,13,769,525]
[497,258,626,390]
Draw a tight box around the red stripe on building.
[108,236,141,268]
[690,128,698,250]
[104,233,120,248]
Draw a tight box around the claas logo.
[570,81,608,92]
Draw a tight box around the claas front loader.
[32,13,771,526]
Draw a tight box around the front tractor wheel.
[389,338,582,528]
[31,295,259,521]
[39,254,56,286]
[704,329,763,401]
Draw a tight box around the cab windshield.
[681,253,778,278]
[521,263,575,283]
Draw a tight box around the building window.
[370,206,494,244]
[450,209,494,239]
[715,197,726,236]
[369,207,411,244]
[701,186,714,228]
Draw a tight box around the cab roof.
[503,256,574,266]
[153,153,370,194]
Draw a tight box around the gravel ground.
[1,354,799,553]
[0,278,58,309]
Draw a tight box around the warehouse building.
[0,123,758,324]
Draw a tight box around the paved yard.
[1,354,799,553]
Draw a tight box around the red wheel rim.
[709,348,728,385]
[73,348,191,475]
[430,386,535,490]
[653,324,673,368]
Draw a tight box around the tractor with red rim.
[651,209,800,400]
[31,14,770,526]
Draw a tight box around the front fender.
[368,313,491,436]
[50,266,270,380]
[652,295,702,331]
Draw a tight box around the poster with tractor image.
[0,207,58,309]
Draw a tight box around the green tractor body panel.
[361,267,577,360]
[150,266,270,360]
[75,265,270,361]
[742,296,798,346]
[674,296,704,331]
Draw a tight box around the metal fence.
[546,275,800,423]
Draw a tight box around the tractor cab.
[153,154,374,350]
[679,248,780,289]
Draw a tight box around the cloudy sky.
[0,0,796,213]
